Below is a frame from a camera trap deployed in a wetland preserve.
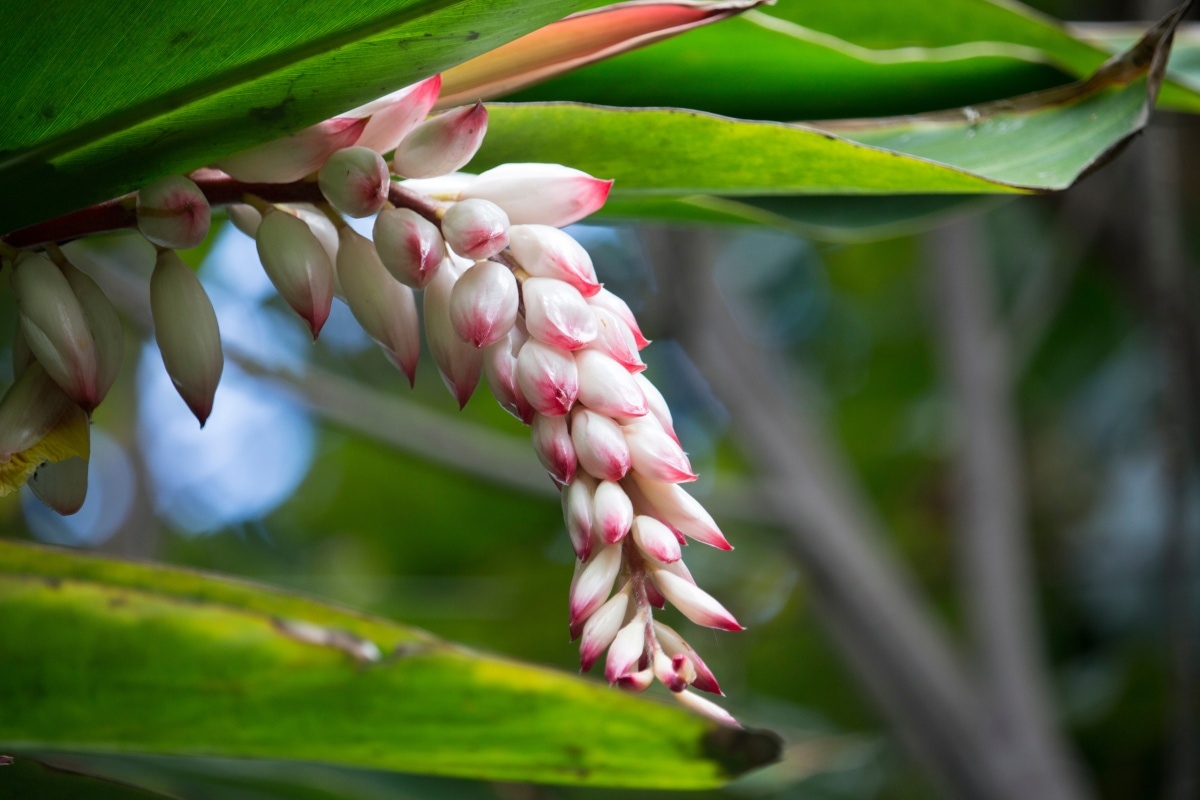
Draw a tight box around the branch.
[929,218,1091,800]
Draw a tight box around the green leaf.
[0,541,779,788]
[0,0,599,234]
[503,0,1200,120]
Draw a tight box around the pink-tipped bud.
[579,584,629,672]
[0,362,78,461]
[255,209,336,339]
[624,418,696,483]
[530,413,576,485]
[286,204,341,264]
[392,102,487,179]
[373,208,445,289]
[652,569,742,632]
[522,278,598,351]
[633,475,731,551]
[516,338,578,417]
[151,250,224,426]
[576,349,647,418]
[61,261,123,406]
[634,373,677,442]
[441,199,510,260]
[460,163,612,227]
[507,225,600,297]
[588,287,649,349]
[569,543,622,625]
[29,455,89,516]
[398,173,474,200]
[632,515,682,563]
[592,479,634,544]
[562,473,597,561]
[352,74,442,154]
[570,407,630,482]
[136,175,211,250]
[605,617,646,684]
[674,689,740,728]
[424,258,483,408]
[589,307,644,373]
[449,260,518,348]
[10,253,99,410]
[317,147,390,218]
[655,621,722,695]
[653,650,696,693]
[617,667,655,693]
[336,228,420,384]
[214,117,366,183]
[227,203,262,237]
[483,323,535,423]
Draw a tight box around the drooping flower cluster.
[0,74,741,725]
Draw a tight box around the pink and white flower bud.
[441,199,509,260]
[617,667,655,693]
[569,543,622,626]
[562,473,597,561]
[624,418,696,483]
[449,260,518,348]
[317,146,390,218]
[588,307,644,373]
[588,287,650,349]
[151,250,224,426]
[592,479,634,544]
[335,228,419,384]
[605,617,646,684]
[285,205,340,264]
[0,363,79,468]
[632,515,682,563]
[483,323,534,423]
[136,175,211,250]
[570,407,630,482]
[655,621,722,695]
[255,209,336,339]
[634,373,677,442]
[652,569,743,632]
[576,349,647,418]
[507,225,600,297]
[424,258,483,408]
[674,689,740,728]
[516,338,578,417]
[460,164,613,227]
[653,649,696,693]
[530,413,576,486]
[227,203,262,237]
[632,475,731,550]
[10,253,100,410]
[392,102,487,179]
[373,208,445,288]
[351,74,442,155]
[29,455,89,516]
[61,261,123,406]
[214,117,367,183]
[522,277,598,351]
[579,584,629,672]
[398,172,474,200]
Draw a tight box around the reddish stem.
[1,172,444,249]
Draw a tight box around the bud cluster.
[0,74,741,726]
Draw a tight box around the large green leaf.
[0,0,599,234]
[470,10,1179,198]
[503,0,1200,120]
[0,540,778,788]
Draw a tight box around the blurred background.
[2,1,1199,799]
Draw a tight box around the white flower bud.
[318,146,391,218]
[522,277,598,351]
[576,349,646,418]
[530,413,575,485]
[255,209,336,339]
[605,617,646,684]
[516,338,578,417]
[392,102,488,179]
[460,163,612,227]
[151,250,224,427]
[568,542,622,626]
[570,407,630,482]
[632,514,681,564]
[351,75,442,155]
[632,474,731,551]
[483,322,534,424]
[579,583,629,672]
[592,479,633,544]
[651,569,742,632]
[0,362,78,461]
[449,259,518,348]
[507,224,600,297]
[588,287,649,349]
[214,117,366,183]
[29,455,89,516]
[673,689,740,728]
[227,203,262,237]
[561,473,597,561]
[335,228,419,384]
[624,417,696,483]
[424,257,483,408]
[136,175,212,250]
[61,261,123,407]
[441,199,509,260]
[373,208,445,288]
